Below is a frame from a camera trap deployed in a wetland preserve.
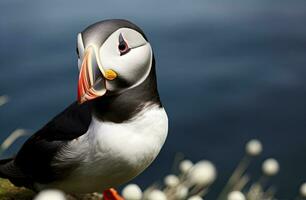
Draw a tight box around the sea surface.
[1,0,306,199]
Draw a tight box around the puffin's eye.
[118,33,130,56]
[118,42,128,51]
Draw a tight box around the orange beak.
[77,47,107,104]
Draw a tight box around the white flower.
[1,129,28,150]
[300,182,306,197]
[262,158,279,176]
[164,174,180,187]
[174,185,188,199]
[0,95,9,106]
[227,191,246,200]
[187,195,203,200]
[179,160,193,173]
[146,189,167,200]
[245,139,262,156]
[122,184,142,200]
[188,160,217,186]
[34,189,66,200]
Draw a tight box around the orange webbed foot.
[103,188,124,200]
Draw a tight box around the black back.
[14,102,92,185]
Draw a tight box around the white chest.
[92,106,168,169]
[48,105,168,193]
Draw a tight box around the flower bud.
[262,158,279,176]
[227,191,246,200]
[34,189,66,200]
[122,184,142,200]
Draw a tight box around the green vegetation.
[0,178,35,200]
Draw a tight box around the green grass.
[0,178,35,200]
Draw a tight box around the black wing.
[1,101,92,187]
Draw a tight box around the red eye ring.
[118,40,130,55]
[119,42,127,51]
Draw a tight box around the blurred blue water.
[1,0,306,199]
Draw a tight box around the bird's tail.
[0,157,15,178]
[0,157,30,187]
[0,158,13,164]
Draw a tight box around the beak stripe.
[78,49,106,104]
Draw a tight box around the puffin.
[0,19,168,199]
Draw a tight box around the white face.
[100,28,152,92]
[77,28,152,95]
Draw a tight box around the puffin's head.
[77,19,152,104]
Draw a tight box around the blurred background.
[1,0,306,199]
